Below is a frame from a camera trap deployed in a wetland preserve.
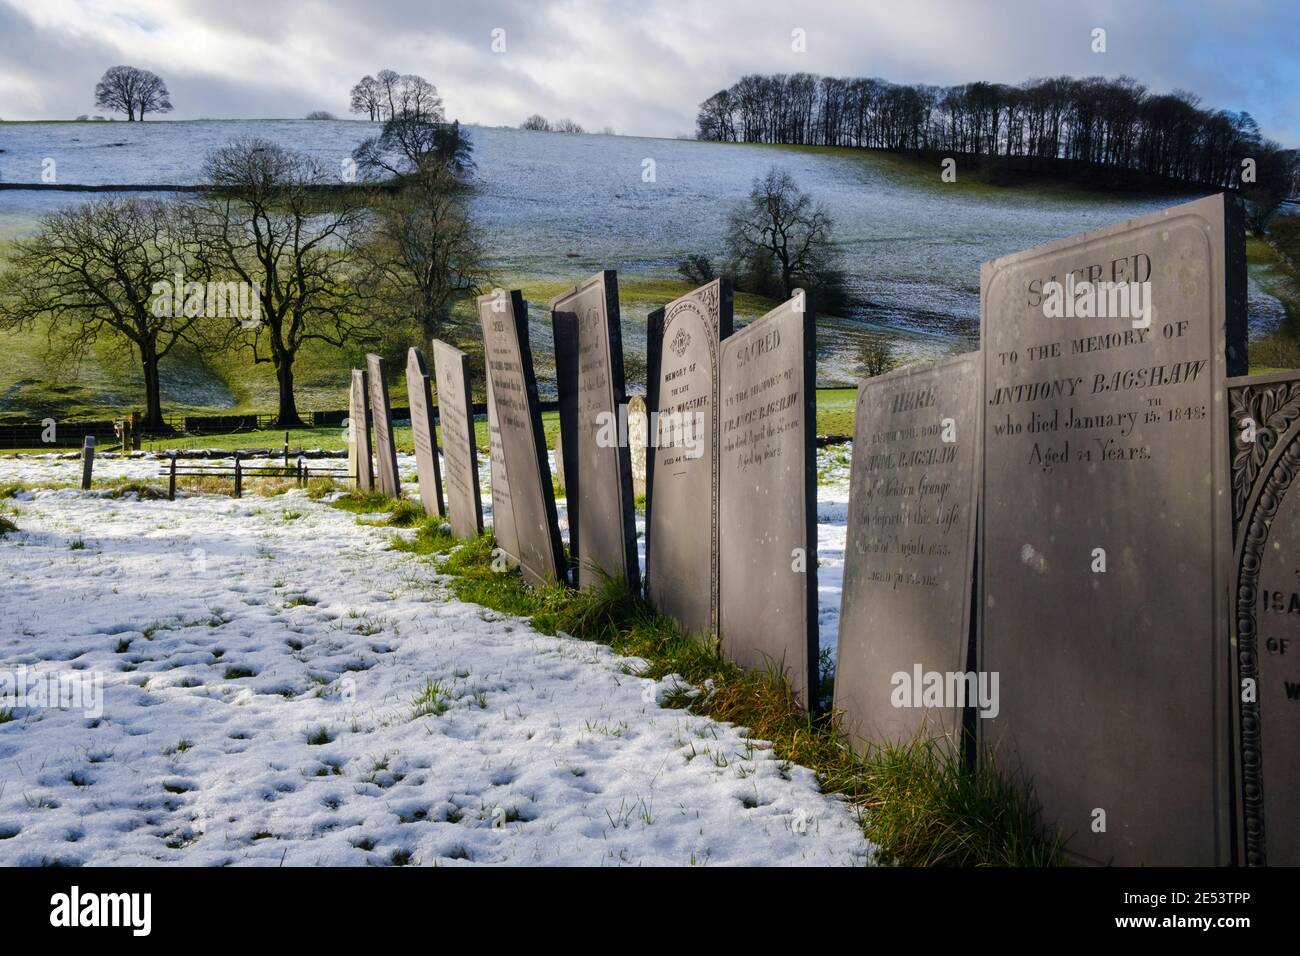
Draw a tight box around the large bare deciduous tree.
[0,197,198,426]
[725,167,844,305]
[93,66,173,121]
[360,159,488,344]
[190,139,373,428]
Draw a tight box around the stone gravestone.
[1227,370,1300,866]
[405,347,446,517]
[348,369,374,491]
[431,339,484,539]
[979,193,1246,866]
[627,395,648,498]
[645,278,734,638]
[486,374,519,564]
[366,353,402,499]
[551,271,639,591]
[479,290,566,587]
[81,435,95,490]
[718,293,818,707]
[834,353,981,753]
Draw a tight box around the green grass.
[344,491,1058,866]
[0,513,16,537]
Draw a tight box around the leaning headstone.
[834,353,981,753]
[366,353,401,499]
[486,374,519,563]
[627,395,648,498]
[348,369,374,491]
[1228,370,1300,866]
[645,278,734,638]
[479,290,566,588]
[406,347,446,517]
[718,292,818,707]
[81,435,95,490]
[979,193,1246,866]
[551,271,639,591]
[431,339,483,539]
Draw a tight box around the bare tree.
[726,167,843,302]
[349,75,381,121]
[554,118,584,134]
[305,110,336,121]
[353,116,473,179]
[376,69,402,120]
[190,140,373,427]
[94,66,173,121]
[520,114,551,132]
[361,160,489,344]
[856,337,898,378]
[0,197,200,426]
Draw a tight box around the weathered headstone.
[81,435,95,490]
[431,339,484,539]
[627,394,648,498]
[406,347,446,517]
[718,293,818,707]
[551,271,639,591]
[479,289,566,588]
[979,193,1246,866]
[348,369,374,491]
[834,353,981,752]
[366,353,401,498]
[645,278,734,638]
[1228,370,1300,866]
[486,374,519,563]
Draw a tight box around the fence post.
[131,411,143,452]
[297,455,305,487]
[284,431,290,468]
[81,435,95,490]
[234,454,243,499]
[169,453,177,501]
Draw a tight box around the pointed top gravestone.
[550,270,639,591]
[348,369,374,491]
[406,347,446,517]
[366,353,401,499]
[717,291,818,708]
[431,339,483,539]
[645,278,734,639]
[478,289,565,588]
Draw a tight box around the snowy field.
[0,450,869,866]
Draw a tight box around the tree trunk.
[141,348,164,428]
[275,359,305,428]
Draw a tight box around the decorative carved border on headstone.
[1227,373,1300,866]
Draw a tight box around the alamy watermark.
[1,666,103,719]
[151,273,262,329]
[890,664,999,719]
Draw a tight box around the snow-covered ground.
[0,451,869,866]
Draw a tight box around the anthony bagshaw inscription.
[486,374,519,564]
[645,278,733,638]
[551,271,639,591]
[835,353,980,752]
[980,193,1246,867]
[479,290,565,588]
[349,368,374,491]
[406,347,446,518]
[431,339,483,540]
[718,294,818,707]
[366,353,402,499]
[1228,370,1300,866]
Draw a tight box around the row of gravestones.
[344,193,1291,868]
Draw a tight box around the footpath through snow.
[0,461,871,866]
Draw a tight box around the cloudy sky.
[1,0,1297,145]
